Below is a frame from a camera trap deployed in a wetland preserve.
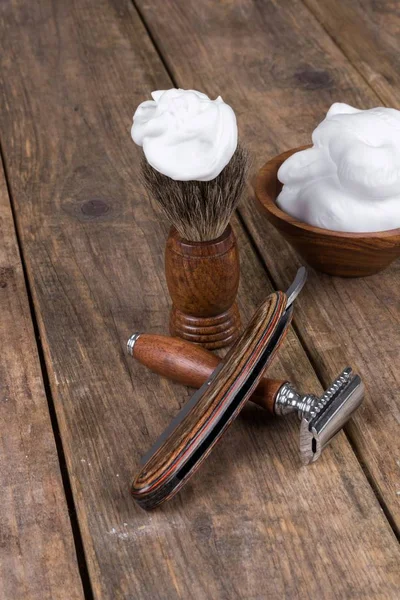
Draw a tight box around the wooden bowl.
[254,146,400,277]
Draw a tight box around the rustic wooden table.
[0,0,399,598]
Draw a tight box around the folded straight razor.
[131,268,307,510]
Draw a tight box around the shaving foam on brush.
[131,89,250,349]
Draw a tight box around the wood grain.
[132,292,287,509]
[132,333,223,387]
[166,225,241,348]
[132,0,400,534]
[303,0,400,108]
[0,155,83,596]
[0,0,400,598]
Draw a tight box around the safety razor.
[128,268,363,510]
[128,335,364,466]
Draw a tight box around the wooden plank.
[302,0,400,108]
[0,0,399,598]
[0,160,84,597]
[132,0,400,533]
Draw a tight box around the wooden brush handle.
[166,226,241,350]
[132,291,290,509]
[132,334,285,414]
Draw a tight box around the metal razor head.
[299,369,365,464]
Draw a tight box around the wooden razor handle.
[131,333,285,414]
[132,291,290,509]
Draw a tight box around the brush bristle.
[141,145,250,242]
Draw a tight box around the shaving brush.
[142,147,248,348]
[132,89,250,349]
[141,145,249,242]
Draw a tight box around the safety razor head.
[299,368,364,464]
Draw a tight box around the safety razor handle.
[130,333,282,414]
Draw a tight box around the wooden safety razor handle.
[131,334,285,414]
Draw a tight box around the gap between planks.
[0,139,95,600]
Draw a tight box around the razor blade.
[275,368,364,464]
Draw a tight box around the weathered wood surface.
[0,0,399,598]
[303,0,400,108]
[0,156,83,596]
[132,0,400,532]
